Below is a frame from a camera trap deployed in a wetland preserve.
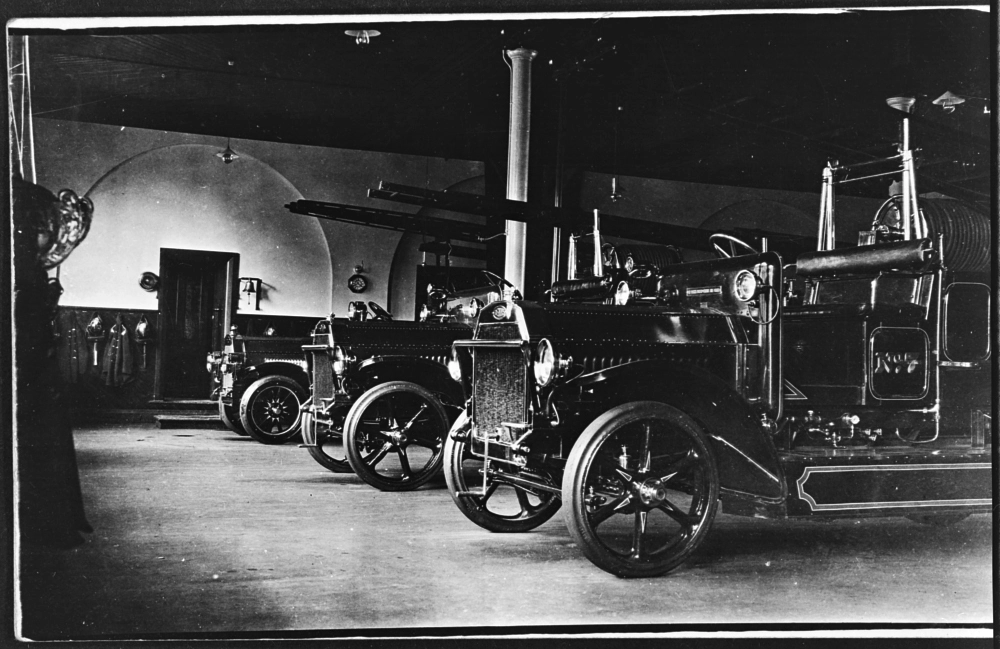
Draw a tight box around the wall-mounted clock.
[347,273,368,294]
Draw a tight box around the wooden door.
[154,249,238,400]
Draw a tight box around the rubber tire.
[239,375,306,445]
[218,398,248,436]
[304,407,353,473]
[562,401,719,578]
[344,381,449,491]
[443,411,562,533]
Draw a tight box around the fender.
[562,359,785,502]
[236,361,310,395]
[352,356,465,408]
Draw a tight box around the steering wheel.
[481,269,515,291]
[709,233,759,259]
[480,270,521,300]
[870,196,906,241]
[367,301,393,321]
[628,263,656,279]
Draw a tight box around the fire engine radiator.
[472,348,527,440]
[309,350,335,403]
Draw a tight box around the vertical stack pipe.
[502,48,537,293]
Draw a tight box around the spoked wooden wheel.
[344,382,450,491]
[239,375,305,445]
[563,401,719,578]
[444,412,562,533]
[303,407,352,473]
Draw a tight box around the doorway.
[153,249,239,400]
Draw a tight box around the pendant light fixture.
[345,29,380,46]
[610,103,626,203]
[216,138,239,164]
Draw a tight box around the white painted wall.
[60,143,329,315]
[32,119,484,317]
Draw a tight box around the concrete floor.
[16,423,994,640]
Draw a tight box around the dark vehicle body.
[209,329,311,444]
[300,278,513,488]
[445,115,991,577]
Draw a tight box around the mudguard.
[564,359,786,502]
[235,362,310,396]
[352,356,465,409]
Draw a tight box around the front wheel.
[562,401,719,578]
[344,381,450,491]
[218,398,248,436]
[443,412,562,533]
[239,375,306,445]
[303,407,352,473]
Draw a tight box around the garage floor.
[16,423,993,640]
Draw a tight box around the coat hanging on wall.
[101,313,134,387]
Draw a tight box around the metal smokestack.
[502,47,537,294]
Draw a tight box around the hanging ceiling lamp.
[610,104,627,203]
[346,29,380,46]
[216,138,239,164]
[932,91,966,113]
[610,176,626,203]
[886,96,916,114]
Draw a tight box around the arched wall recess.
[60,144,333,316]
[698,199,817,237]
[388,175,487,320]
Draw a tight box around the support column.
[550,80,566,285]
[502,47,537,293]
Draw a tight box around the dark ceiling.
[18,10,992,204]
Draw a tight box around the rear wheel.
[239,375,305,445]
[345,381,449,491]
[444,412,561,533]
[218,398,247,436]
[563,401,719,578]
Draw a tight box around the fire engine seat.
[789,238,936,318]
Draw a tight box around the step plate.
[154,415,227,430]
[787,460,991,516]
